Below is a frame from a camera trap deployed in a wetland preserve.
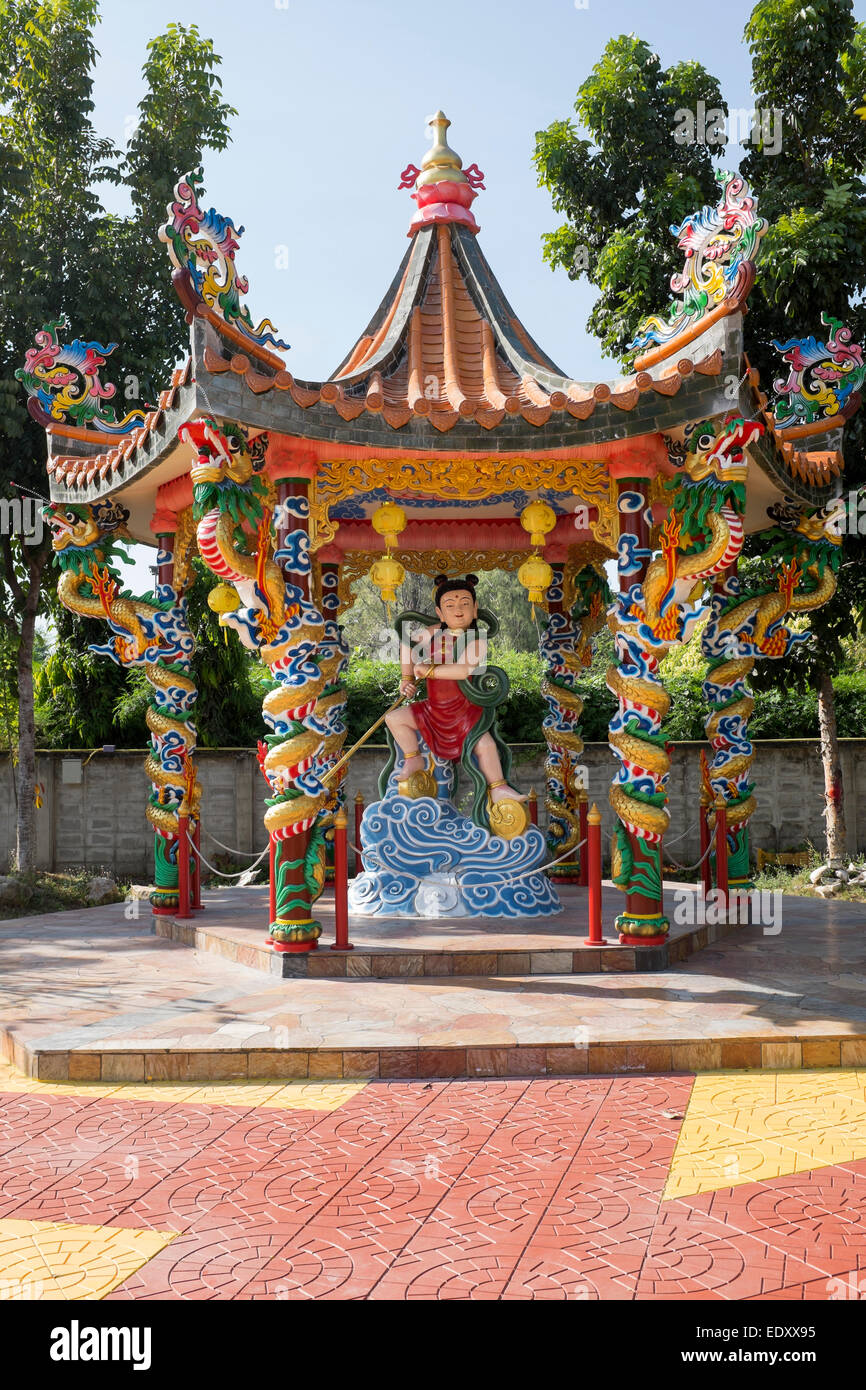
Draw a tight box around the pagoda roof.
[197,218,728,439]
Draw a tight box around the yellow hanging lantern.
[520,501,557,548]
[518,554,554,605]
[371,501,407,550]
[207,583,240,643]
[369,554,406,603]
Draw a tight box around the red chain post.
[699,804,713,897]
[331,807,353,951]
[354,791,365,876]
[192,819,203,910]
[714,795,728,921]
[584,803,603,945]
[528,788,538,826]
[177,813,191,920]
[578,790,589,887]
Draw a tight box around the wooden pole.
[584,803,603,945]
[331,808,352,951]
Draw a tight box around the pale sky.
[84,0,865,590]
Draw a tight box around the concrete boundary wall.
[2,740,864,878]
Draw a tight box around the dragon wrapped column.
[700,508,842,893]
[606,483,672,943]
[46,501,199,913]
[604,419,762,942]
[182,420,333,950]
[539,564,607,879]
[701,569,758,892]
[316,559,350,869]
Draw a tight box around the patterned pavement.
[1,1060,865,1300]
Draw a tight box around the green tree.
[535,6,866,861]
[35,560,269,749]
[534,34,728,359]
[0,1,235,868]
[739,0,866,863]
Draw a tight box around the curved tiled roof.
[198,221,725,433]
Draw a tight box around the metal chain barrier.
[187,833,269,880]
[201,825,265,858]
[662,817,701,848]
[663,837,715,874]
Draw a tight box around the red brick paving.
[1,1074,865,1300]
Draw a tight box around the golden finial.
[417,110,467,187]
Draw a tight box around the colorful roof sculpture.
[629,171,768,366]
[16,319,149,440]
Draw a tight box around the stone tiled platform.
[155,883,740,978]
[1,885,865,1082]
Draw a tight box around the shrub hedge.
[344,655,866,745]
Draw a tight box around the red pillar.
[578,793,589,887]
[700,804,712,897]
[354,791,364,876]
[331,808,352,951]
[715,795,728,919]
[192,819,203,910]
[584,803,603,945]
[528,788,538,826]
[177,813,191,920]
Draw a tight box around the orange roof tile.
[48,358,193,489]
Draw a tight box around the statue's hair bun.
[433,573,449,586]
[465,573,479,587]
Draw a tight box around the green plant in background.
[0,0,235,868]
[341,569,541,658]
[535,1,866,862]
[35,558,271,749]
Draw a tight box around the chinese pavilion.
[19,112,855,950]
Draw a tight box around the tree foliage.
[0,0,234,864]
[534,4,866,695]
[341,569,540,658]
[35,560,270,749]
[534,34,727,359]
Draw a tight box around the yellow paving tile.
[665,1069,866,1200]
[774,1069,866,1103]
[678,1072,778,1117]
[265,1081,368,1111]
[0,1219,174,1300]
[0,1060,366,1112]
[112,1081,288,1108]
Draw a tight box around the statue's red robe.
[411,671,482,761]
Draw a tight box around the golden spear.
[321,665,434,785]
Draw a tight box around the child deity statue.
[385,573,526,807]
